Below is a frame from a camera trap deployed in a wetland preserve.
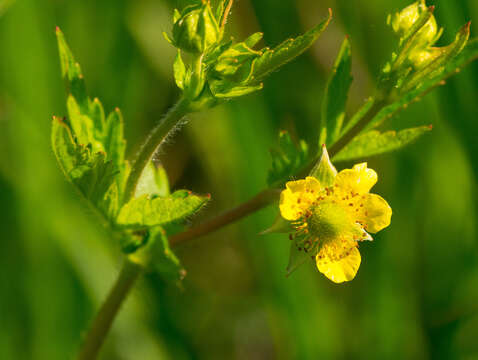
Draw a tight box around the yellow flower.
[279,148,392,283]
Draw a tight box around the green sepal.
[215,0,226,22]
[309,145,337,187]
[129,227,186,286]
[244,32,264,48]
[173,8,181,23]
[208,41,262,98]
[260,214,293,235]
[213,42,261,78]
[251,9,332,82]
[184,54,206,100]
[174,51,187,90]
[319,36,353,146]
[209,81,263,98]
[267,130,309,186]
[333,126,432,162]
[162,31,174,45]
[286,240,312,277]
[117,190,210,229]
[215,0,233,30]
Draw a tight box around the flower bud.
[172,3,220,54]
[408,48,441,69]
[389,1,439,47]
[213,42,260,82]
[208,41,263,98]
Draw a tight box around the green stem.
[124,97,191,202]
[77,259,143,360]
[328,99,386,158]
[170,188,280,247]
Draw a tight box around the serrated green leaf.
[75,153,117,205]
[51,116,80,176]
[267,130,309,186]
[309,145,337,187]
[117,190,210,229]
[56,27,88,113]
[333,126,432,162]
[55,29,128,214]
[366,37,478,131]
[52,116,117,205]
[135,162,170,198]
[174,51,186,90]
[66,95,97,149]
[319,37,353,146]
[251,9,331,82]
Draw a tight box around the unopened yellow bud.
[389,1,439,47]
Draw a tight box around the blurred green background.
[0,0,477,359]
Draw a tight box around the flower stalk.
[170,98,389,247]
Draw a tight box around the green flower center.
[308,200,352,244]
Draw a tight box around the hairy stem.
[77,259,143,360]
[124,97,191,202]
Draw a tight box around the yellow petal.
[316,242,361,283]
[334,163,377,194]
[279,177,321,221]
[356,193,392,233]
